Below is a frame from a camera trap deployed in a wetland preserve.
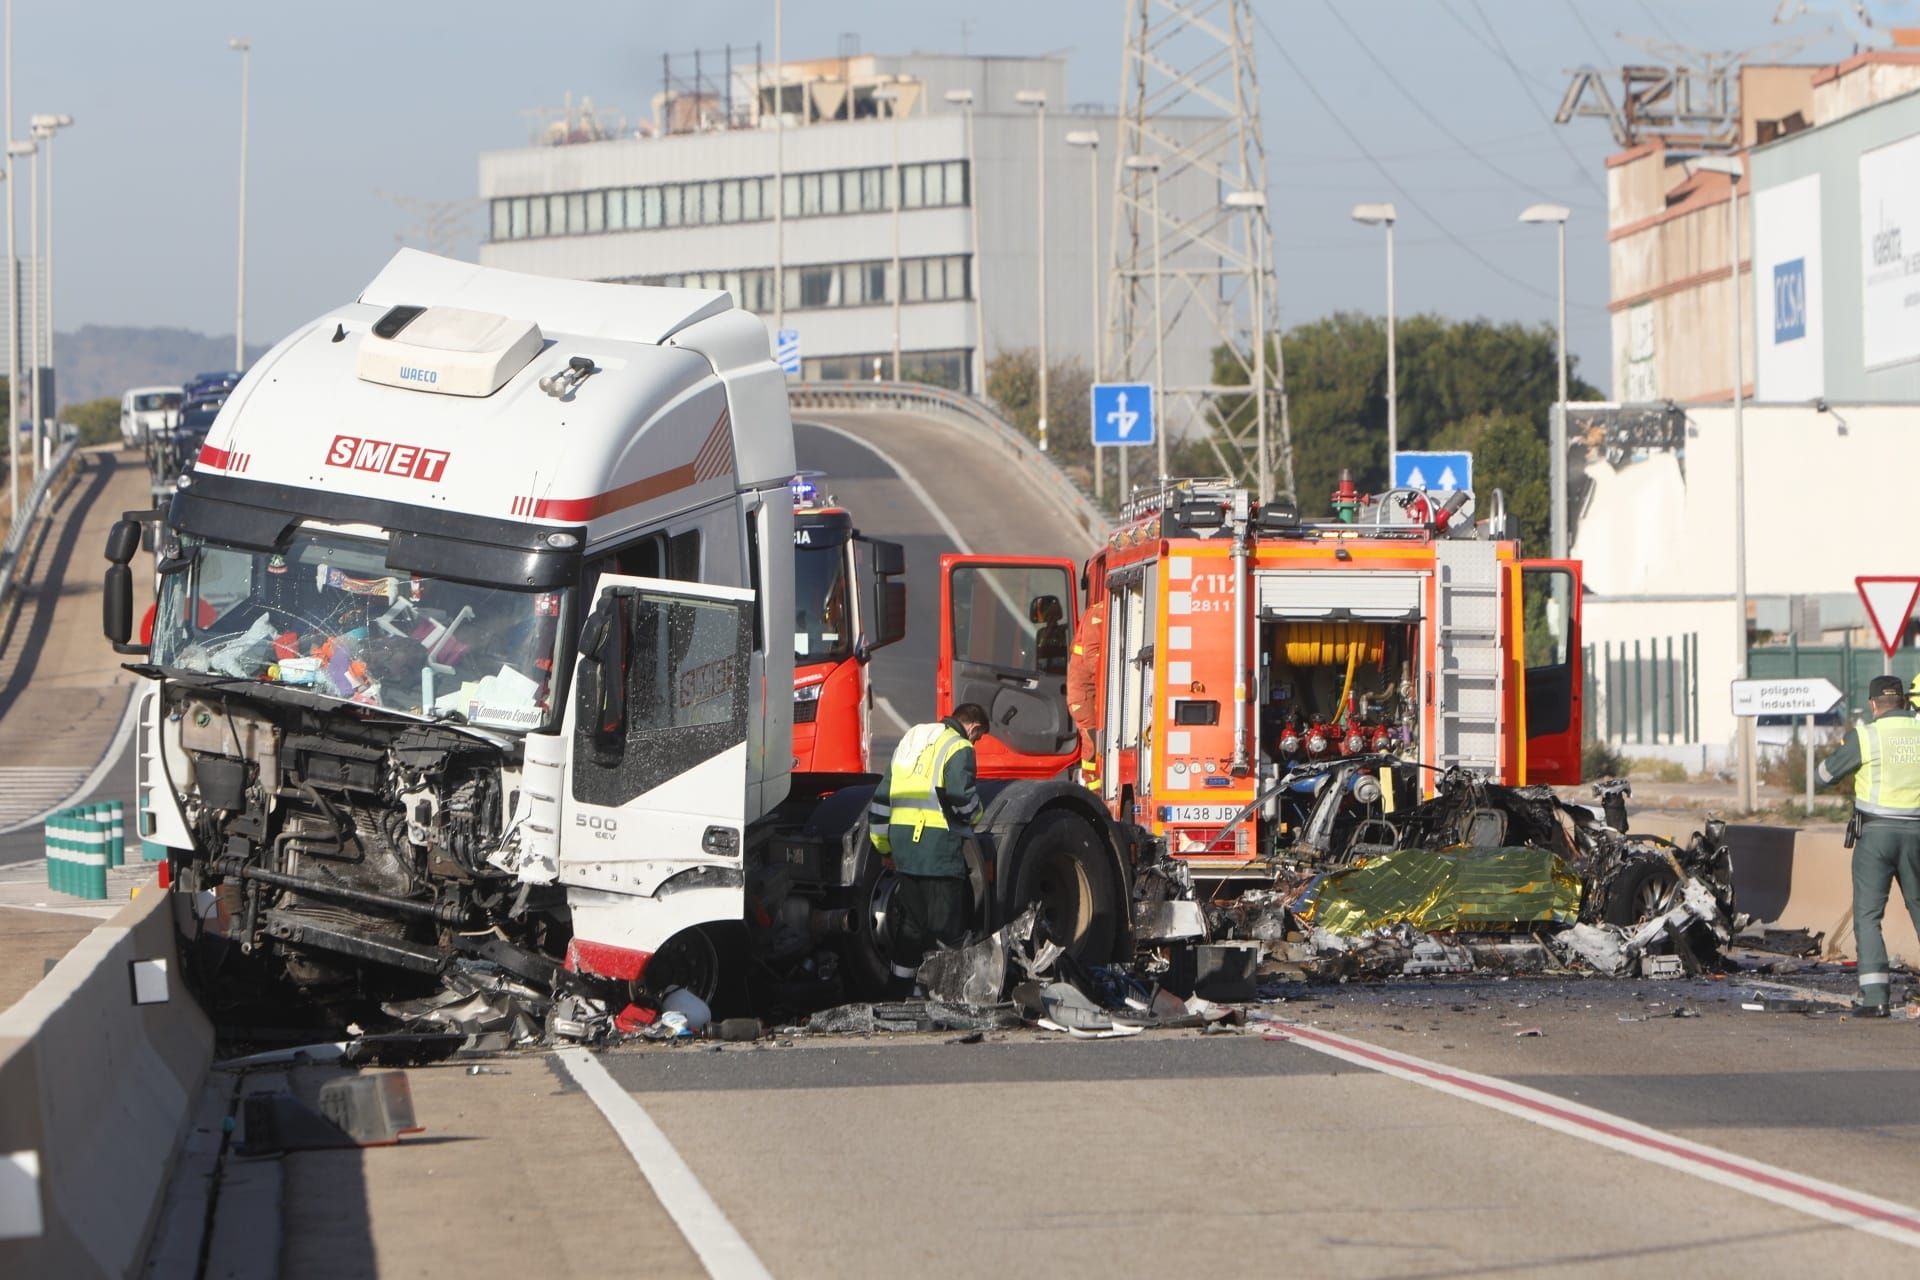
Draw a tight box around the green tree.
[1212,313,1600,547]
[63,396,120,447]
[985,348,1096,488]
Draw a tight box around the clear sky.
[15,1,1886,391]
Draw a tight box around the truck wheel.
[844,845,899,999]
[640,927,721,1005]
[1008,808,1120,964]
[1601,860,1680,927]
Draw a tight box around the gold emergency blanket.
[1304,847,1582,935]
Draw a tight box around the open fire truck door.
[1518,559,1583,785]
[936,555,1081,779]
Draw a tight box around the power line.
[1251,5,1605,314]
[1634,0,1682,45]
[1462,0,1609,197]
[1563,0,1616,64]
[1319,0,1596,209]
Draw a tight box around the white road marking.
[0,685,142,836]
[873,695,911,734]
[1265,1019,1920,1250]
[555,1047,773,1280]
[799,420,974,554]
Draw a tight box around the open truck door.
[1519,559,1583,785]
[937,554,1080,779]
[559,575,754,987]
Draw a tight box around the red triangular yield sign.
[1856,576,1920,658]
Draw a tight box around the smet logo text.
[325,435,451,482]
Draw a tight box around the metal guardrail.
[0,436,81,609]
[789,380,1109,546]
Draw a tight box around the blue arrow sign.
[1392,450,1472,492]
[1091,382,1155,447]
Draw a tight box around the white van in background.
[119,385,182,446]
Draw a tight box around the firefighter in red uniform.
[1066,597,1106,786]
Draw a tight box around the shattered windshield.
[150,528,569,731]
[793,540,853,663]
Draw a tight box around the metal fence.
[1748,639,1920,719]
[1585,633,1701,745]
[0,437,80,611]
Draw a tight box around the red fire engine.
[937,476,1582,878]
[790,473,906,772]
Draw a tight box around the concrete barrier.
[0,880,213,1278]
[1632,812,1919,964]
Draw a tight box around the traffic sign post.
[1855,576,1920,669]
[1731,677,1844,816]
[1728,676,1843,718]
[1392,450,1473,493]
[1091,382,1154,450]
[776,328,800,377]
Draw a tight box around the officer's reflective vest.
[884,722,972,843]
[1857,714,1920,818]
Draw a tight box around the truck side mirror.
[104,564,145,654]
[874,580,908,650]
[575,597,628,761]
[105,518,141,565]
[867,537,906,579]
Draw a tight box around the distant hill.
[52,324,273,409]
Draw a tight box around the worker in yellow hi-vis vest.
[867,703,988,986]
[1817,675,1920,1016]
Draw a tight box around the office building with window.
[478,52,1219,397]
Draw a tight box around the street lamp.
[1520,203,1571,560]
[1125,154,1166,484]
[1227,190,1270,503]
[772,0,784,338]
[22,127,38,472]
[230,38,251,371]
[872,82,905,381]
[1696,152,1754,812]
[1351,202,1398,473]
[1067,129,1101,499]
[5,139,32,505]
[1015,88,1049,452]
[945,88,987,397]
[31,113,69,468]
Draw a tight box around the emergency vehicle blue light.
[789,471,823,507]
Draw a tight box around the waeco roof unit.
[356,303,544,397]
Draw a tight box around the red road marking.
[1266,1021,1920,1239]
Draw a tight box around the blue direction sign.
[1091,382,1154,447]
[1393,450,1472,492]
[775,328,801,376]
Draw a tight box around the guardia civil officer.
[1816,674,1920,1015]
[867,703,989,985]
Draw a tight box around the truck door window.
[572,589,751,807]
[948,563,1077,758]
[1522,567,1574,735]
[668,530,702,582]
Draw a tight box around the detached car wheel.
[1602,859,1681,927]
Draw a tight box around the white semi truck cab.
[104,251,1135,1019]
[100,251,833,1005]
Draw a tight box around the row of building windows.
[619,254,973,315]
[489,160,969,242]
[802,349,974,394]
